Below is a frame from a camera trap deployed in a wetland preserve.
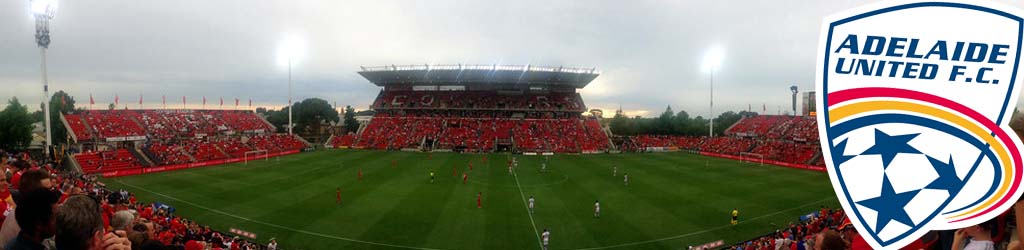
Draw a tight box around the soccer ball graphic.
[831,122,997,242]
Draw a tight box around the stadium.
[22,64,847,250]
[2,1,1024,250]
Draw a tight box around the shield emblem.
[816,1,1024,249]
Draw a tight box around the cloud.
[1,0,1022,116]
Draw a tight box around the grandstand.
[623,115,825,169]
[61,65,842,250]
[332,64,612,153]
[61,109,309,175]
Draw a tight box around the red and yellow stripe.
[827,87,1023,222]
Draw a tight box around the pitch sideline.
[113,179,836,250]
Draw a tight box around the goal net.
[739,152,765,166]
[244,150,269,164]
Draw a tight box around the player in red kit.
[477,192,482,208]
[392,160,397,168]
[469,162,473,171]
[463,173,468,184]
[335,187,341,205]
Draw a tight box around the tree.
[264,108,288,133]
[31,110,44,123]
[343,105,359,134]
[48,91,76,144]
[656,106,675,135]
[609,109,633,135]
[294,98,340,136]
[0,97,35,151]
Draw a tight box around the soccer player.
[731,208,739,225]
[593,200,601,218]
[336,188,341,205]
[429,171,435,183]
[477,192,482,208]
[541,229,551,250]
[541,162,547,173]
[453,166,458,177]
[358,169,363,181]
[623,173,629,186]
[613,165,617,176]
[469,162,473,171]
[392,160,397,168]
[463,173,469,184]
[528,195,535,213]
[508,164,514,175]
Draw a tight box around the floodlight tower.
[702,47,724,137]
[278,36,304,135]
[790,85,798,116]
[31,0,57,159]
[288,56,292,135]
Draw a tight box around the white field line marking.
[512,166,545,250]
[116,171,834,250]
[113,179,444,250]
[570,197,836,250]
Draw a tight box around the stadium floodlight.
[277,35,305,135]
[701,47,725,137]
[31,0,58,159]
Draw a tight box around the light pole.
[288,56,292,135]
[709,66,714,138]
[32,0,57,159]
[278,36,303,135]
[702,47,724,137]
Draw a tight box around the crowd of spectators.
[725,116,818,142]
[373,91,585,112]
[352,115,608,153]
[727,202,1024,250]
[0,149,279,250]
[626,115,824,166]
[74,150,143,174]
[726,206,847,250]
[66,110,305,172]
[66,110,274,141]
[143,135,306,166]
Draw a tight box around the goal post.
[244,150,269,165]
[740,152,765,166]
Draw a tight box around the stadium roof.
[358,64,600,88]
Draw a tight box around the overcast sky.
[2,0,1023,118]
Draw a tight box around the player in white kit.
[541,229,551,250]
[528,195,535,213]
[593,200,601,218]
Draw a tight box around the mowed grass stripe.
[528,155,667,249]
[106,151,837,250]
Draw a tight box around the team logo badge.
[816,0,1024,249]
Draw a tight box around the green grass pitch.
[104,150,838,250]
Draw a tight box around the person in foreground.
[56,195,132,250]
